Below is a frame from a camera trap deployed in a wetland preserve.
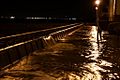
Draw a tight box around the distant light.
[95,7,98,10]
[95,0,100,6]
[10,16,15,19]
[69,18,72,20]
[72,18,77,20]
[26,17,47,19]
[26,17,31,19]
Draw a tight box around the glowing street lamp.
[95,0,101,10]
[95,0,100,6]
[10,16,15,19]
[95,0,101,26]
[95,7,98,10]
[95,0,102,40]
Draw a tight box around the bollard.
[37,38,44,49]
[0,50,10,68]
[16,44,27,58]
[34,40,39,49]
[54,35,58,42]
[31,40,38,51]
[42,37,50,48]
[50,35,56,45]
[7,47,20,63]
[25,42,34,54]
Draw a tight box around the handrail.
[0,23,83,51]
[0,23,79,40]
[0,36,43,52]
[0,23,84,70]
[50,23,83,35]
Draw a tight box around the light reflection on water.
[80,26,103,80]
[3,25,120,80]
[59,26,119,80]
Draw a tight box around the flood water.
[1,25,120,80]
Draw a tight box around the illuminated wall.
[109,0,116,21]
[116,0,120,15]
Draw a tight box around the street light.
[95,0,101,12]
[95,0,100,26]
[95,0,101,26]
[95,0,102,41]
[95,0,100,6]
[95,7,98,10]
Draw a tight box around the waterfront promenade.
[1,24,120,80]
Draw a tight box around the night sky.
[0,0,96,21]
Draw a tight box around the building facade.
[109,0,120,21]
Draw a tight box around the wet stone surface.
[1,25,120,80]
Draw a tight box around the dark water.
[1,25,120,80]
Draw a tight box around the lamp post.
[95,0,101,41]
[95,0,100,27]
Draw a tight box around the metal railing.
[0,23,83,70]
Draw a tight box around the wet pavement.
[1,25,120,80]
